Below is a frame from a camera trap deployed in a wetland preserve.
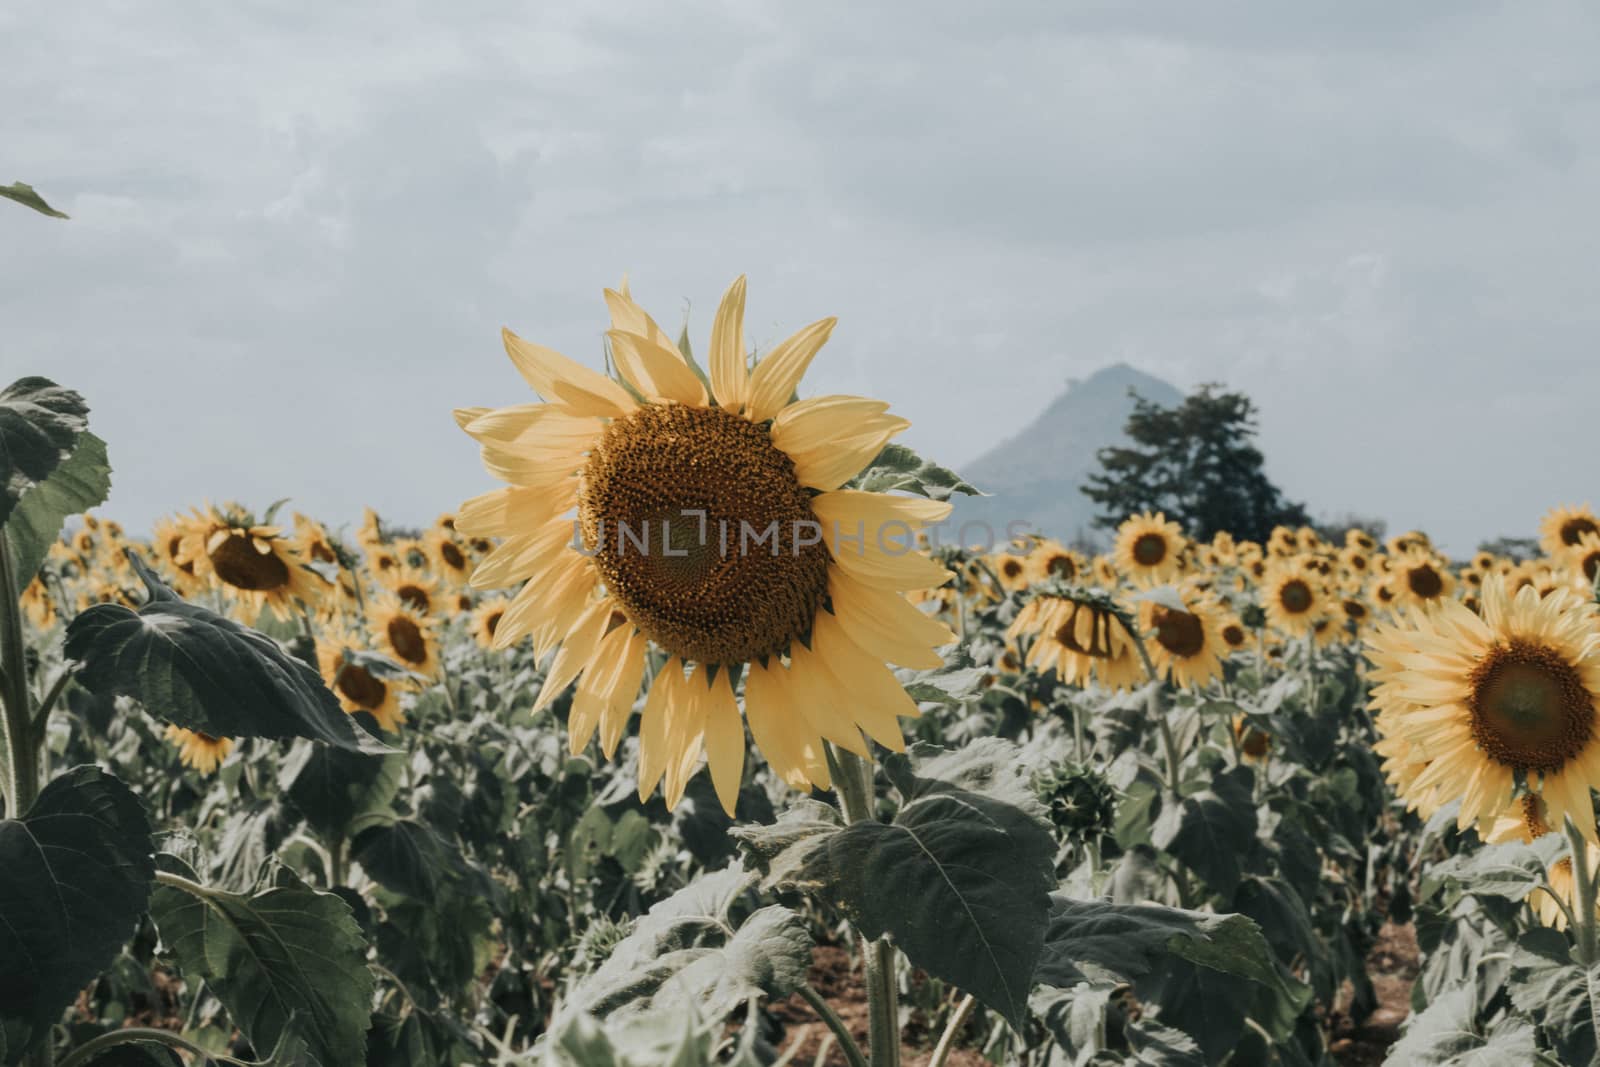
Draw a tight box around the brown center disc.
[579,404,830,665]
[1468,638,1593,773]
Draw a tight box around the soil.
[768,945,988,1067]
[1326,922,1421,1066]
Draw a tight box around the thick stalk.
[1565,817,1599,965]
[0,532,41,821]
[828,744,900,1067]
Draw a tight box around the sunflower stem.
[796,983,869,1067]
[828,743,900,1067]
[0,531,41,823]
[1565,817,1599,965]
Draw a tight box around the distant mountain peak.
[947,364,1183,547]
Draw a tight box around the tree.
[1082,384,1308,542]
[1477,536,1540,562]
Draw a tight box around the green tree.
[1083,384,1308,542]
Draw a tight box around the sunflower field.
[6,276,1600,1067]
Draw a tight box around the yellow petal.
[535,598,613,712]
[808,611,916,750]
[747,318,836,423]
[457,485,577,542]
[567,624,632,755]
[462,404,601,448]
[637,660,681,802]
[470,515,572,589]
[709,275,749,412]
[599,629,649,758]
[827,567,955,668]
[771,396,910,491]
[745,660,828,790]
[785,642,870,756]
[702,667,746,816]
[664,666,711,808]
[502,328,634,418]
[603,287,677,351]
[607,330,707,406]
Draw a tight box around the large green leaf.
[1386,987,1538,1065]
[148,858,373,1066]
[0,377,88,529]
[0,183,69,219]
[350,815,470,903]
[0,766,155,1063]
[3,431,111,585]
[743,739,1057,1030]
[279,742,402,842]
[1150,767,1258,896]
[854,443,982,500]
[568,867,812,1022]
[64,558,389,753]
[1509,927,1598,1067]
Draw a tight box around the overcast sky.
[5,1,1598,555]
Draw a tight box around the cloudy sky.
[5,0,1598,554]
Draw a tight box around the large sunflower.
[455,277,955,814]
[1113,512,1186,587]
[1365,578,1600,842]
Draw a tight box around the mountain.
[945,363,1183,551]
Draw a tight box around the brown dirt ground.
[768,945,988,1067]
[1326,922,1420,1066]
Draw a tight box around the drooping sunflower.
[316,632,409,733]
[1232,714,1272,763]
[370,594,442,681]
[1113,512,1186,587]
[164,725,233,776]
[1007,594,1142,692]
[1027,539,1087,586]
[1261,560,1327,638]
[1540,504,1600,560]
[455,277,955,813]
[179,504,324,619]
[1139,588,1228,690]
[1365,578,1600,842]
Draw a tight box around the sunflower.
[992,551,1030,592]
[455,276,955,814]
[164,725,233,775]
[1485,794,1600,929]
[370,594,442,680]
[1389,549,1456,612]
[426,527,474,586]
[21,576,57,630]
[1563,531,1600,590]
[1386,530,1432,556]
[472,598,509,649]
[357,507,386,550]
[1217,613,1250,653]
[1113,512,1186,587]
[1232,715,1273,763]
[1139,589,1228,690]
[1365,578,1600,842]
[1346,529,1378,553]
[1027,540,1086,586]
[1540,504,1600,559]
[179,505,324,619]
[151,515,208,597]
[379,563,443,617]
[1007,594,1142,692]
[316,632,409,733]
[1262,560,1327,638]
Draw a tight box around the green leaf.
[854,442,982,500]
[279,742,402,842]
[64,557,390,753]
[350,815,469,903]
[568,867,812,1022]
[0,766,155,1062]
[3,430,111,585]
[148,858,373,1066]
[1421,835,1566,907]
[1150,768,1258,896]
[754,739,1056,1030]
[0,182,69,219]
[0,377,88,530]
[1509,927,1598,1067]
[1386,987,1537,1065]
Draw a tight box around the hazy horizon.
[6,1,1599,556]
